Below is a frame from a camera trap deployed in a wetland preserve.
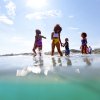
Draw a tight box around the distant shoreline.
[0,48,100,57]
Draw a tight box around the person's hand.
[61,43,63,47]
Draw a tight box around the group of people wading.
[32,24,92,56]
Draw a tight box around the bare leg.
[32,45,37,56]
[38,47,42,56]
[82,45,87,54]
[51,42,55,56]
[56,42,63,56]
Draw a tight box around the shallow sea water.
[0,54,100,100]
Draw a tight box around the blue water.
[0,54,100,100]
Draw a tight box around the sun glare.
[26,0,47,9]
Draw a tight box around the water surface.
[0,54,100,100]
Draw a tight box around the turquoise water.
[0,54,100,100]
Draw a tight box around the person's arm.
[62,43,65,47]
[51,32,54,40]
[85,39,87,44]
[41,35,46,39]
[63,42,68,47]
[58,33,62,46]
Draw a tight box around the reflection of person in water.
[51,57,56,66]
[51,57,62,67]
[65,58,72,66]
[33,55,44,67]
[58,58,62,66]
[16,56,44,76]
[39,56,44,67]
[83,57,93,66]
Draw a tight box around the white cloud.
[0,15,13,25]
[26,0,47,9]
[25,10,62,20]
[68,15,74,18]
[4,0,8,2]
[5,0,16,17]
[68,27,79,30]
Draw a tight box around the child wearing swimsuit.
[32,29,46,56]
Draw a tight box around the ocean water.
[0,54,100,100]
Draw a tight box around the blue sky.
[0,0,100,54]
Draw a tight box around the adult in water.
[51,24,63,56]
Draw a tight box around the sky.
[0,0,100,54]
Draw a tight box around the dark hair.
[54,24,62,33]
[65,38,68,41]
[81,32,87,38]
[36,29,41,34]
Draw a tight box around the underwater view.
[0,54,100,100]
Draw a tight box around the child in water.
[62,38,70,56]
[81,32,88,54]
[32,29,46,56]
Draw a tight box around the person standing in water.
[51,24,63,56]
[32,29,46,56]
[81,32,88,54]
[62,38,70,56]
